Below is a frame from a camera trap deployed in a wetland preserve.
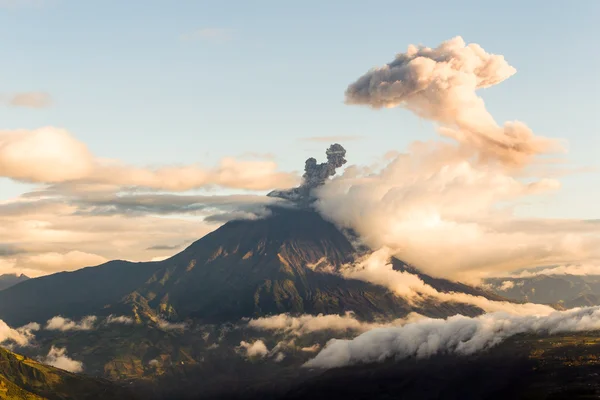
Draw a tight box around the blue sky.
[1,0,598,218]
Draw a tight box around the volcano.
[0,207,499,327]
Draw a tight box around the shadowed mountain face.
[0,207,498,328]
[0,274,29,292]
[0,346,136,400]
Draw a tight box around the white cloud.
[40,346,83,373]
[248,311,422,336]
[314,37,598,283]
[45,316,97,331]
[0,319,38,346]
[237,340,269,358]
[0,127,298,191]
[305,306,600,369]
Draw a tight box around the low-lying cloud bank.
[248,311,423,336]
[305,306,600,369]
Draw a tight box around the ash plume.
[268,143,346,205]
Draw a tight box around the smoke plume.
[345,36,559,166]
[313,37,600,282]
[268,143,346,204]
[305,306,600,369]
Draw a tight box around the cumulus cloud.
[0,319,39,346]
[8,92,52,108]
[0,127,298,191]
[40,346,83,373]
[305,306,600,369]
[45,316,97,331]
[237,340,269,358]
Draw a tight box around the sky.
[0,0,598,277]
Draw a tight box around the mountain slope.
[0,346,136,400]
[0,274,29,292]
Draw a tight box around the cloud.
[305,306,600,369]
[237,340,269,358]
[45,316,97,331]
[106,315,134,325]
[0,244,24,257]
[8,92,52,108]
[301,344,321,352]
[5,251,108,275]
[0,197,218,277]
[0,319,38,346]
[508,264,600,278]
[345,36,560,166]
[156,318,186,332]
[314,38,598,282]
[0,127,298,191]
[247,311,422,336]
[315,141,599,282]
[180,28,233,43]
[40,346,83,373]
[337,249,554,316]
[300,136,364,143]
[498,281,515,291]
